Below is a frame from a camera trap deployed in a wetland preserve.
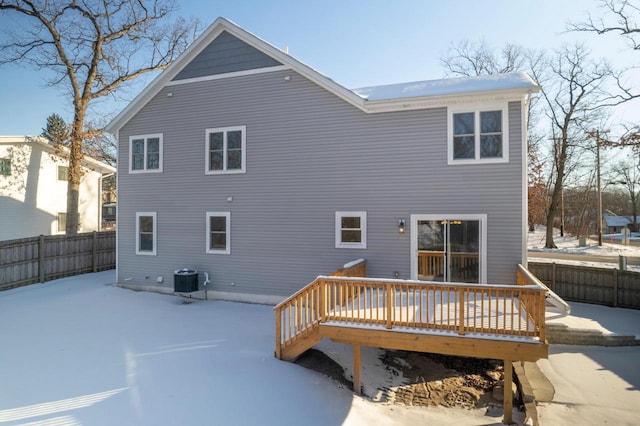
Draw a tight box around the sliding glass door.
[412,215,485,283]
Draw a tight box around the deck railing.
[417,251,479,281]
[275,262,547,359]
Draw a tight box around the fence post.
[551,263,556,290]
[92,231,98,273]
[38,235,45,283]
[619,255,627,271]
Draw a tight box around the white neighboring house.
[0,136,116,241]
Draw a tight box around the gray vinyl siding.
[117,70,524,297]
[172,31,282,81]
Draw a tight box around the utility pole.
[596,130,603,246]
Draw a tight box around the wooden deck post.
[275,309,282,359]
[503,358,513,424]
[353,344,362,395]
[386,284,393,329]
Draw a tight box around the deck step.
[547,324,640,346]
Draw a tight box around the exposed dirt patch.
[379,350,505,409]
[296,348,508,410]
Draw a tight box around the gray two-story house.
[107,17,539,304]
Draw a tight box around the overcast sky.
[0,0,637,135]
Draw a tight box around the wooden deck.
[274,261,549,423]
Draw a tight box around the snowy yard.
[528,226,640,272]
[0,271,515,426]
[2,271,639,425]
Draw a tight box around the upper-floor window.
[0,158,10,176]
[205,126,246,174]
[136,212,157,255]
[448,105,508,165]
[335,211,367,249]
[130,134,163,173]
[57,165,69,181]
[206,212,230,254]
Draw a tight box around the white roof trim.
[0,135,116,174]
[105,17,540,134]
[165,65,290,87]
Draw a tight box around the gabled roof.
[353,72,539,101]
[0,135,116,174]
[106,17,540,134]
[604,214,640,227]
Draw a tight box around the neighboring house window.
[57,165,69,181]
[206,212,230,254]
[335,211,367,249]
[448,105,508,164]
[136,212,157,255]
[205,126,246,174]
[0,158,10,175]
[57,213,67,232]
[130,134,163,173]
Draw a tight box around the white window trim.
[206,211,231,254]
[410,214,487,283]
[335,211,367,249]
[129,133,163,174]
[205,126,247,174]
[136,212,157,256]
[447,103,509,165]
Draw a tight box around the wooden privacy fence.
[528,261,640,309]
[0,231,115,290]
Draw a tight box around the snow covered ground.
[0,271,521,426]
[2,272,640,425]
[528,226,640,272]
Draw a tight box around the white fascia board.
[362,87,539,113]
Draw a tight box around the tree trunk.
[65,106,85,235]
[544,202,557,248]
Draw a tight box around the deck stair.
[274,260,550,424]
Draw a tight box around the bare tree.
[531,44,614,248]
[570,0,640,105]
[440,39,529,77]
[611,161,640,231]
[570,0,640,51]
[0,0,199,233]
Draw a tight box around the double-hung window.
[205,126,246,174]
[335,211,367,249]
[0,158,10,176]
[130,134,163,173]
[206,212,230,254]
[448,105,508,164]
[136,212,157,255]
[57,165,68,181]
[57,212,67,233]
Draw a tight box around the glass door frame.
[410,214,487,283]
